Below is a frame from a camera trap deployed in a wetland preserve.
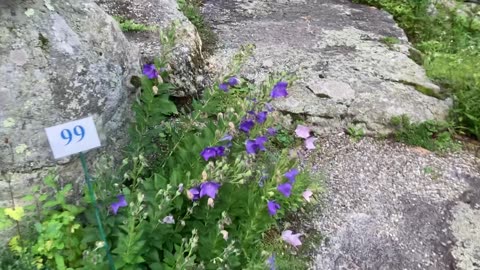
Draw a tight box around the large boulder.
[96,0,205,96]
[0,0,139,208]
[203,0,450,134]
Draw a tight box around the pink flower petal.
[295,125,311,139]
[281,230,303,247]
[305,136,317,150]
[302,189,313,202]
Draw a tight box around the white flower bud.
[207,198,215,208]
[220,230,228,241]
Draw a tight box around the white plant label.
[45,116,101,159]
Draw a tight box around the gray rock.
[303,134,480,270]
[203,0,449,134]
[308,80,355,103]
[0,0,139,207]
[96,0,205,96]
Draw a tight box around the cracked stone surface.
[203,0,450,134]
[303,134,480,270]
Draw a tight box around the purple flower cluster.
[239,110,270,135]
[219,77,240,92]
[188,181,221,201]
[195,80,297,217]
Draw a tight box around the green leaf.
[163,250,176,266]
[157,84,175,93]
[44,174,57,188]
[23,194,35,201]
[54,254,66,270]
[153,99,178,115]
[4,207,24,221]
[43,200,60,208]
[149,262,165,270]
[0,209,13,230]
[154,174,168,189]
[38,194,48,202]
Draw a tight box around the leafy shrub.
[0,46,317,269]
[390,115,460,152]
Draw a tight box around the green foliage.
[113,16,156,32]
[380,36,400,48]
[0,248,31,270]
[390,115,460,152]
[177,0,218,54]
[353,0,480,139]
[0,175,88,270]
[272,128,296,149]
[346,124,365,142]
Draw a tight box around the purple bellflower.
[281,230,303,247]
[246,136,267,154]
[110,195,128,215]
[295,125,311,139]
[239,119,255,134]
[256,111,268,124]
[277,182,293,197]
[143,64,158,79]
[267,200,281,216]
[199,181,221,199]
[219,83,229,92]
[200,146,225,161]
[220,134,233,141]
[267,254,276,270]
[270,81,288,98]
[187,186,201,201]
[284,168,299,183]
[228,77,240,86]
[305,136,317,150]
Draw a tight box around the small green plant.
[0,175,88,270]
[177,0,218,54]
[380,36,400,48]
[272,127,296,149]
[113,16,156,32]
[424,166,441,180]
[346,124,365,141]
[390,115,460,152]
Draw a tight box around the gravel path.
[305,134,480,270]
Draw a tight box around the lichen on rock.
[203,0,449,134]
[0,0,139,208]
